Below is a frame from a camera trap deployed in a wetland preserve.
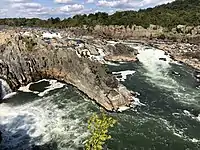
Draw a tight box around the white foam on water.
[159,118,200,143]
[136,46,176,88]
[105,61,120,66]
[170,60,183,66]
[38,80,65,97]
[132,97,146,107]
[197,114,200,122]
[118,106,130,112]
[18,79,65,97]
[183,110,200,122]
[0,79,12,100]
[2,92,17,100]
[18,82,38,94]
[42,32,62,39]
[112,70,136,81]
[130,44,200,106]
[0,90,93,150]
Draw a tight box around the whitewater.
[0,42,200,150]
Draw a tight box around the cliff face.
[92,25,163,39]
[78,25,200,43]
[0,29,134,111]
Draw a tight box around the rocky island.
[0,28,139,112]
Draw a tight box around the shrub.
[85,113,117,150]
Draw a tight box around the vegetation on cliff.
[0,0,199,29]
[85,113,116,150]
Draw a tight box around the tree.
[1,0,200,29]
[85,113,117,150]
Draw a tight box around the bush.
[85,113,117,150]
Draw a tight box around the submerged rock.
[172,71,180,76]
[159,58,167,61]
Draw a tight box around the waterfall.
[0,79,12,100]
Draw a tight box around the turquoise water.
[1,45,200,150]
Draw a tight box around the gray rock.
[0,29,134,111]
[85,44,99,55]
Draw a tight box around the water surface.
[0,44,200,150]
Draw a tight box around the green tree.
[85,113,117,150]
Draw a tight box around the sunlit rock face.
[0,29,135,111]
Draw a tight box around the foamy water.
[112,70,136,81]
[131,44,200,106]
[0,79,12,100]
[1,42,200,149]
[18,79,65,97]
[0,85,94,150]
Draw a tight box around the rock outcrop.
[149,40,200,71]
[104,43,138,62]
[68,25,200,44]
[0,29,135,111]
[93,25,164,39]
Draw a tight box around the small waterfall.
[0,79,12,100]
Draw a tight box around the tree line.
[0,0,200,29]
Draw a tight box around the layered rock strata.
[0,29,135,111]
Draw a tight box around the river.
[0,43,200,150]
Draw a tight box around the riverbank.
[2,43,200,150]
[0,28,138,112]
[148,40,200,71]
[1,27,200,111]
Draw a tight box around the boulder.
[159,58,167,61]
[172,71,180,76]
[85,44,99,55]
[114,43,138,56]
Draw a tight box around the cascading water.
[0,79,12,100]
[106,42,200,149]
[134,45,200,106]
[1,42,200,150]
[0,80,97,150]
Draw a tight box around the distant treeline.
[0,0,200,29]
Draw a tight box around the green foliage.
[85,113,117,150]
[0,0,200,29]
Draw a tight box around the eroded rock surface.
[104,43,138,62]
[0,29,135,111]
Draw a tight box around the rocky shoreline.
[0,28,138,112]
[0,26,200,111]
[148,40,200,71]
